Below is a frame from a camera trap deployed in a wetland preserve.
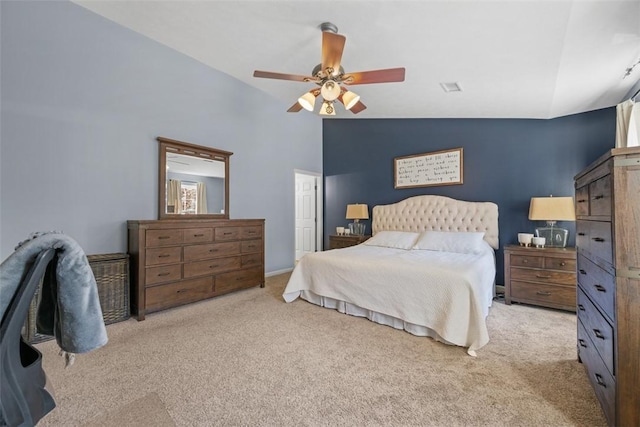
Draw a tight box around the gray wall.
[0,1,322,274]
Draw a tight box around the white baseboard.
[266,267,294,277]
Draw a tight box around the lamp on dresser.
[528,196,576,247]
[346,203,369,236]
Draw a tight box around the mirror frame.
[158,136,232,220]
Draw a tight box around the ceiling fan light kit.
[253,22,405,116]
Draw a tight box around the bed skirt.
[298,290,478,356]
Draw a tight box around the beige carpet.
[81,392,174,427]
[36,273,606,426]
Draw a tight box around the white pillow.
[363,231,420,250]
[412,231,486,254]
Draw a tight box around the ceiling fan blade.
[253,70,316,83]
[343,67,406,85]
[321,32,346,76]
[349,101,367,114]
[287,103,304,113]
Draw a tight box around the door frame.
[294,170,323,258]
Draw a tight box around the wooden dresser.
[504,245,576,311]
[128,219,265,320]
[574,147,640,427]
[328,234,370,249]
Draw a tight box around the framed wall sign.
[394,147,463,189]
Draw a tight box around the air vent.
[440,82,463,92]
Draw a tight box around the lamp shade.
[320,80,341,101]
[528,196,576,221]
[319,101,336,116]
[346,203,369,220]
[297,92,316,111]
[342,90,360,110]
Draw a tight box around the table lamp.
[346,203,369,235]
[528,196,576,247]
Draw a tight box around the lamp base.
[535,226,568,248]
[349,222,366,236]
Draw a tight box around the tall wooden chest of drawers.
[574,147,640,427]
[128,219,265,320]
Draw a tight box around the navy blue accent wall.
[323,108,616,285]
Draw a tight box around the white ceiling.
[73,0,640,119]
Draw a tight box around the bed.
[282,195,499,356]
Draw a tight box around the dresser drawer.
[146,264,182,286]
[241,253,262,268]
[183,228,213,244]
[575,185,589,216]
[145,247,182,266]
[241,226,262,240]
[577,254,615,322]
[184,256,241,278]
[510,254,543,269]
[215,267,262,294]
[577,319,616,426]
[576,220,613,266]
[589,175,612,218]
[510,268,575,286]
[510,280,576,307]
[145,277,213,312]
[146,229,182,247]
[183,242,241,261]
[577,287,614,376]
[589,221,613,265]
[544,257,576,272]
[241,239,263,253]
[215,227,241,241]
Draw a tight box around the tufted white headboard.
[372,195,499,249]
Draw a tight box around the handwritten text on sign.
[394,148,463,188]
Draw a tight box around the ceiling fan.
[253,22,405,115]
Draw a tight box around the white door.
[295,172,317,261]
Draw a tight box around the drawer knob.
[578,339,587,348]
[224,232,233,235]
[159,254,170,258]
[577,199,587,203]
[193,233,204,237]
[536,291,552,296]
[158,236,171,240]
[594,373,607,388]
[158,272,170,277]
[593,329,605,340]
[559,262,566,266]
[209,264,219,269]
[594,284,606,293]
[592,237,605,243]
[522,259,528,263]
[535,274,552,279]
[578,304,585,311]
[578,232,586,236]
[592,195,605,200]
[209,249,219,253]
[579,269,587,275]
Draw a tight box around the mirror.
[158,137,232,219]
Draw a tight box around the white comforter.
[283,243,496,355]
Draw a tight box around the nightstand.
[504,244,577,312]
[329,235,370,249]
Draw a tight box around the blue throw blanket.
[0,232,108,354]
